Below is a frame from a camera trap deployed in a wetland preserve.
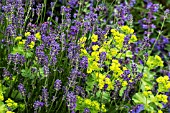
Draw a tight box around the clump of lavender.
[54,79,62,91]
[33,101,44,111]
[114,2,133,25]
[2,68,12,78]
[129,104,144,113]
[42,88,49,107]
[18,83,26,96]
[138,1,159,37]
[66,92,76,112]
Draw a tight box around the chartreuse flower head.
[6,111,15,113]
[120,25,134,34]
[25,32,31,37]
[18,39,26,45]
[129,35,137,43]
[91,34,98,42]
[76,96,107,112]
[156,75,170,92]
[15,36,22,41]
[28,41,35,49]
[92,45,99,51]
[35,32,41,40]
[158,110,163,113]
[146,55,164,70]
[122,81,128,87]
[5,98,18,110]
[78,37,87,48]
[0,93,4,101]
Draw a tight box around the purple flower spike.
[33,101,44,110]
[18,83,26,96]
[54,79,62,91]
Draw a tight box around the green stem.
[149,15,166,55]
[48,91,58,113]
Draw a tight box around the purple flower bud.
[83,108,90,113]
[33,101,44,110]
[18,83,26,96]
[54,79,62,91]
[66,92,76,112]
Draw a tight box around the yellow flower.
[35,32,41,40]
[120,26,134,34]
[105,78,113,90]
[98,81,105,89]
[18,40,25,45]
[96,73,105,80]
[143,91,148,97]
[99,47,106,53]
[81,49,88,55]
[91,34,98,42]
[129,35,137,43]
[92,45,99,51]
[102,104,107,112]
[123,67,127,71]
[104,34,107,39]
[28,41,35,49]
[158,110,163,113]
[111,29,119,36]
[7,103,13,107]
[162,95,168,103]
[154,55,164,67]
[13,102,18,108]
[163,75,169,81]
[122,81,128,87]
[156,76,164,83]
[110,48,118,56]
[25,32,31,37]
[15,36,22,41]
[147,91,152,95]
[92,101,100,110]
[165,82,170,89]
[87,67,92,73]
[156,94,162,101]
[6,111,14,113]
[79,37,87,43]
[84,99,92,106]
[0,93,4,101]
[6,98,13,103]
[145,86,151,90]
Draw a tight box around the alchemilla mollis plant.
[0,0,170,113]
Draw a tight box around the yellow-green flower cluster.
[15,36,26,45]
[109,59,123,78]
[155,94,168,104]
[95,72,114,90]
[6,111,15,113]
[28,41,35,49]
[156,75,170,92]
[5,98,18,110]
[78,37,87,48]
[91,34,98,42]
[146,55,164,70]
[120,25,134,35]
[0,93,4,101]
[111,29,125,49]
[77,96,106,112]
[15,36,22,41]
[25,32,31,37]
[111,26,137,50]
[129,35,137,43]
[35,32,41,40]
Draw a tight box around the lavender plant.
[0,0,170,113]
